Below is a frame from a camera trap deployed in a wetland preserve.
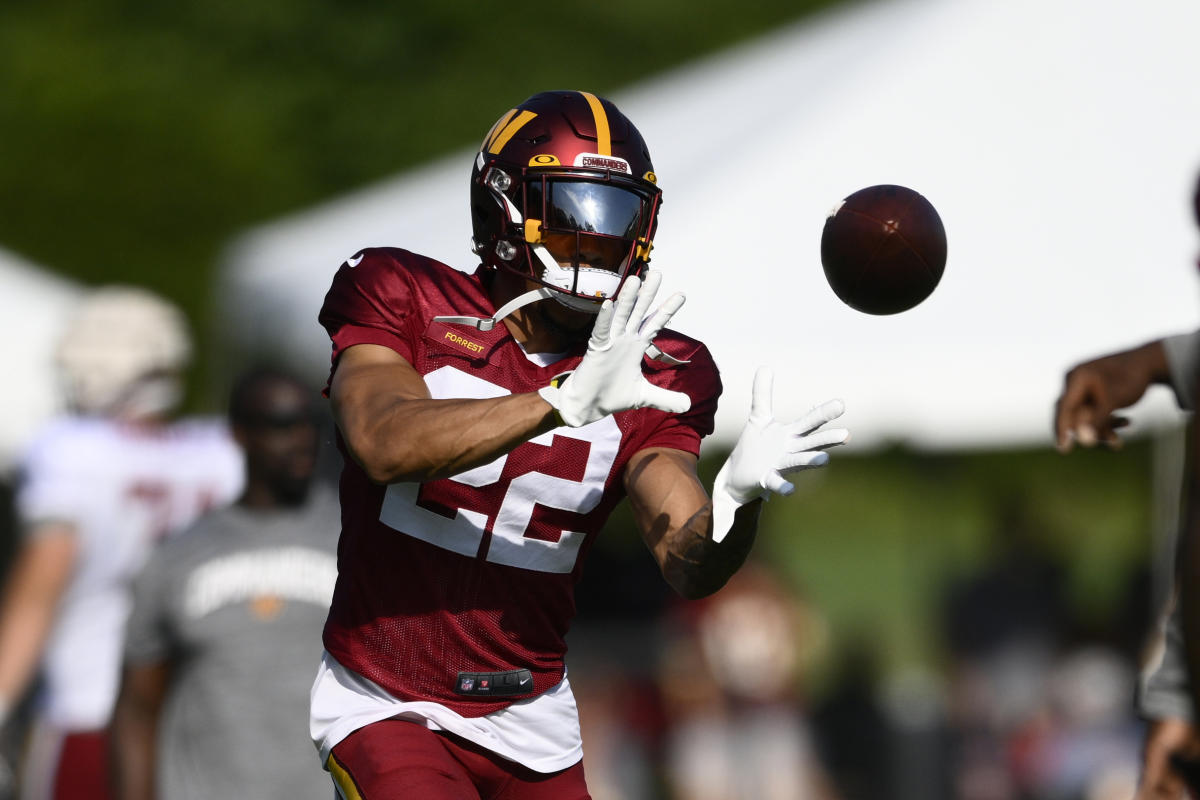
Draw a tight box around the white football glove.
[711,366,849,542]
[539,270,692,427]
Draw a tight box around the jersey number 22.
[378,367,619,574]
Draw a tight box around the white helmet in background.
[55,286,192,418]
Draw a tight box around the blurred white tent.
[0,247,82,472]
[217,0,1200,451]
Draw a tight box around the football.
[820,184,947,315]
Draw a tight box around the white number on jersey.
[378,366,620,574]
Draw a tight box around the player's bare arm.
[1135,717,1200,800]
[110,661,169,800]
[1054,340,1169,452]
[331,343,559,484]
[0,523,78,715]
[625,447,762,599]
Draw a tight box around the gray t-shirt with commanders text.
[124,486,341,800]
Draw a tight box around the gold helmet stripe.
[487,110,538,155]
[579,92,611,157]
[481,109,516,150]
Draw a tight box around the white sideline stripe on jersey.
[309,651,583,775]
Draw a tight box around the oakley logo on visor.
[575,153,631,174]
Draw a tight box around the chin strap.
[645,343,688,366]
[435,243,689,365]
[432,286,555,331]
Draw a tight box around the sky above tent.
[219,0,1200,451]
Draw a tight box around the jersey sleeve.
[637,337,722,457]
[1163,330,1200,410]
[15,422,98,532]
[317,248,423,379]
[1138,597,1193,722]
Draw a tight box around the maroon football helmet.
[470,90,662,312]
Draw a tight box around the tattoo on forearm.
[663,501,758,597]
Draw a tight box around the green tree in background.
[0,0,842,388]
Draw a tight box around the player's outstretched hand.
[1054,341,1167,453]
[711,367,849,542]
[539,270,692,427]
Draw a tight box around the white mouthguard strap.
[435,244,688,366]
[432,287,555,331]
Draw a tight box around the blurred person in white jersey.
[0,287,243,800]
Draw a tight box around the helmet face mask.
[470,91,661,313]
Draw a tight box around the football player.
[0,287,243,800]
[311,90,849,799]
[1055,169,1200,799]
[1057,332,1200,800]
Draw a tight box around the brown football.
[820,184,947,315]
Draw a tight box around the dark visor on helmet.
[528,180,647,238]
[526,179,651,273]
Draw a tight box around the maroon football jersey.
[318,247,721,716]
